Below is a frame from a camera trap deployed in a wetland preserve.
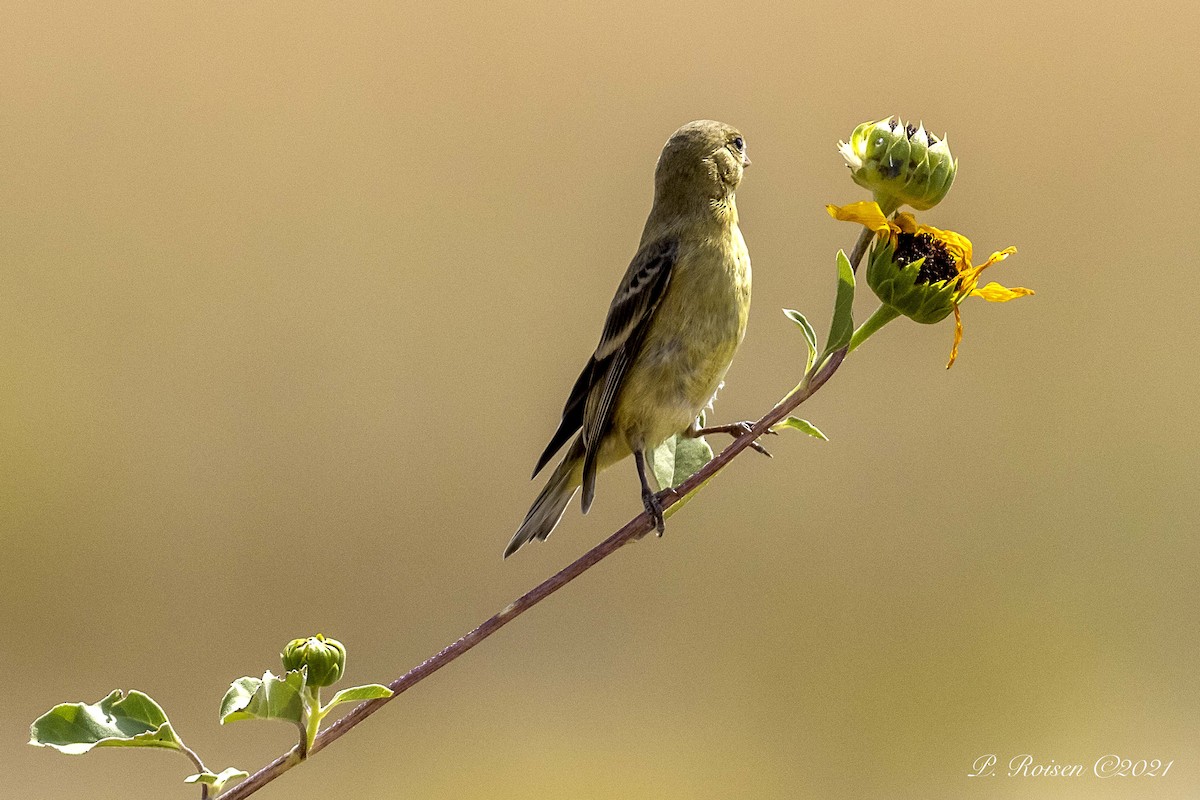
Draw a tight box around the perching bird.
[504,120,755,558]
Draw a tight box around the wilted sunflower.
[828,201,1031,367]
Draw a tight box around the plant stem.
[303,688,323,756]
[849,304,901,352]
[848,224,873,267]
[216,224,877,800]
[177,739,211,800]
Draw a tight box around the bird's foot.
[690,420,776,457]
[642,487,666,536]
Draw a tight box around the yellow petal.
[971,282,1034,302]
[826,201,893,233]
[893,212,920,234]
[958,245,1020,294]
[979,246,1018,270]
[936,228,974,265]
[947,305,964,369]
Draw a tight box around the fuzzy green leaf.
[184,768,249,794]
[824,250,857,356]
[783,308,819,371]
[649,433,714,491]
[648,432,716,519]
[773,417,829,441]
[29,690,181,755]
[219,670,305,726]
[325,684,393,709]
[669,435,714,488]
[649,436,676,492]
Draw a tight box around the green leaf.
[325,684,393,709]
[647,432,716,519]
[185,768,249,794]
[773,416,829,441]
[670,435,714,487]
[29,690,183,755]
[219,670,305,726]
[649,433,714,491]
[823,250,857,357]
[783,308,818,371]
[648,436,678,491]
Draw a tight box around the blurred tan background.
[3,1,1198,798]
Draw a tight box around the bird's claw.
[748,439,773,458]
[642,489,666,536]
[695,420,774,457]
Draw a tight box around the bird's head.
[654,120,749,203]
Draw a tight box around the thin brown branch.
[218,227,875,800]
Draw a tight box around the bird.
[505,120,756,558]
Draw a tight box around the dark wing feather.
[531,238,679,483]
[531,360,593,478]
[578,238,678,511]
[589,238,680,367]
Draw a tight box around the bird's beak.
[742,152,752,168]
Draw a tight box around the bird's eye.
[733,137,744,151]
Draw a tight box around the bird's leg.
[687,419,776,457]
[633,450,666,536]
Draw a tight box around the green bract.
[282,635,346,688]
[866,237,960,324]
[839,117,956,212]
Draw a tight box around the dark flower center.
[894,232,958,284]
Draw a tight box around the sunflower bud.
[866,231,962,324]
[839,117,956,212]
[281,634,346,688]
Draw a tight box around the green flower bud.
[281,634,346,688]
[839,117,956,212]
[866,232,961,324]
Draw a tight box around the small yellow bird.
[505,120,754,558]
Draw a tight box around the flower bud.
[281,634,346,688]
[839,117,956,212]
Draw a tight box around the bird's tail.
[504,438,584,558]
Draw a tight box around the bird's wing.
[532,237,678,484]
[530,359,594,478]
[579,237,679,510]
